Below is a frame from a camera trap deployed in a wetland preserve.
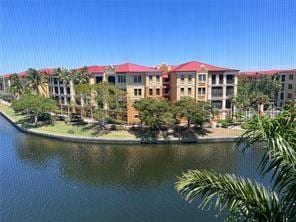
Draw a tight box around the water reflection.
[14,136,246,187]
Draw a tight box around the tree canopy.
[232,75,280,112]
[11,93,57,124]
[173,97,211,127]
[133,97,175,130]
[26,68,48,95]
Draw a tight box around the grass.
[0,103,23,122]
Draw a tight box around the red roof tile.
[86,65,106,73]
[3,73,12,78]
[114,63,158,73]
[38,68,55,76]
[170,61,237,72]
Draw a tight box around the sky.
[0,0,295,74]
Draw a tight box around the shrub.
[218,118,232,128]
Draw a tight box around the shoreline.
[0,111,240,144]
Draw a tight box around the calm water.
[0,115,268,222]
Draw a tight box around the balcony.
[211,87,223,98]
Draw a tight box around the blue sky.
[0,0,295,74]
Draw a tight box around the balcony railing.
[226,79,234,84]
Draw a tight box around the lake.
[0,115,267,222]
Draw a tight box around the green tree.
[11,93,57,125]
[75,84,94,118]
[26,68,48,95]
[71,66,89,85]
[173,97,211,127]
[93,82,127,121]
[176,106,296,221]
[133,97,175,130]
[233,75,280,114]
[9,74,28,99]
[54,67,71,83]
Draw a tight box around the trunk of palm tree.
[34,115,38,125]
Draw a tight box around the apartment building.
[167,61,239,118]
[240,69,296,108]
[276,70,296,107]
[1,61,239,123]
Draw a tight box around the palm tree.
[26,68,48,95]
[72,66,89,85]
[176,105,296,221]
[54,68,71,115]
[54,67,71,83]
[9,74,27,99]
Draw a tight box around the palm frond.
[176,170,285,222]
[237,106,296,219]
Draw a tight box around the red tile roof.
[18,71,27,77]
[114,63,158,73]
[82,65,106,73]
[3,73,12,78]
[170,61,237,72]
[38,68,55,76]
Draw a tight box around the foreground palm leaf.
[176,170,285,222]
[176,105,295,221]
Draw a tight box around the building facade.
[1,61,240,123]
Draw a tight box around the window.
[164,88,169,94]
[149,88,153,96]
[281,83,285,91]
[226,86,234,96]
[212,87,223,97]
[156,88,160,95]
[134,88,142,96]
[288,84,293,90]
[281,75,286,82]
[60,87,64,94]
[180,75,185,84]
[156,75,160,83]
[289,74,294,80]
[180,88,184,96]
[288,93,292,99]
[149,75,153,83]
[211,100,222,109]
[54,78,58,84]
[54,87,59,94]
[96,76,103,83]
[212,75,216,84]
[188,88,192,96]
[134,75,142,84]
[66,87,71,95]
[226,100,232,109]
[280,92,284,100]
[198,88,206,95]
[226,75,234,84]
[198,74,206,82]
[61,97,65,105]
[118,75,126,83]
[188,75,192,83]
[219,75,223,84]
